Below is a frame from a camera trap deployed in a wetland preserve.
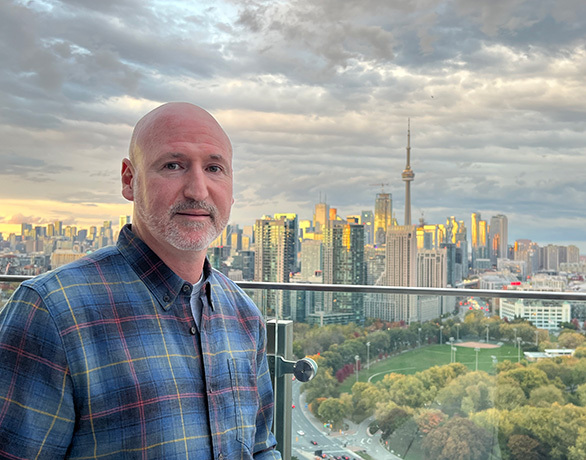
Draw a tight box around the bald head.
[129,102,232,167]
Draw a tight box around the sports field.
[339,342,518,394]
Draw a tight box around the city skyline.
[1,1,586,251]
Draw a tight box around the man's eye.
[208,165,222,173]
[164,163,180,170]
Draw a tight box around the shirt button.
[190,326,197,335]
[163,294,170,302]
[182,284,191,294]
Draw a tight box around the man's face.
[124,108,233,254]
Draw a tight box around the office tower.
[322,222,365,324]
[385,225,418,322]
[402,119,415,226]
[300,240,323,280]
[374,193,392,246]
[54,220,63,236]
[489,214,508,264]
[361,210,374,245]
[478,220,488,258]
[416,224,447,250]
[417,247,447,321]
[254,215,297,317]
[313,202,329,234]
[47,223,55,237]
[77,229,88,243]
[454,219,468,276]
[21,223,32,238]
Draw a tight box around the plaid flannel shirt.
[0,225,280,460]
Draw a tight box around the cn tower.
[401,118,415,225]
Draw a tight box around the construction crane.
[370,182,389,193]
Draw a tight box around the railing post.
[266,319,293,460]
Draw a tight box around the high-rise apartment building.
[417,247,447,321]
[385,225,418,322]
[374,193,392,246]
[253,215,297,317]
[300,239,323,280]
[274,213,299,272]
[322,222,365,324]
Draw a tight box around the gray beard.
[136,198,228,252]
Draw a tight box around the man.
[0,103,281,459]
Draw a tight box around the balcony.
[2,275,586,460]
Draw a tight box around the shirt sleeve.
[0,284,75,458]
[252,320,282,460]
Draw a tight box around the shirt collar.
[117,224,212,311]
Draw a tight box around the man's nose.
[183,167,209,201]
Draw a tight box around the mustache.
[170,200,217,220]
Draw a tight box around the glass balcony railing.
[2,275,586,460]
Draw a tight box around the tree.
[568,427,586,460]
[461,381,493,414]
[528,384,566,407]
[302,368,339,408]
[422,416,492,460]
[350,382,382,421]
[436,371,494,416]
[317,398,346,429]
[414,409,447,434]
[558,332,585,350]
[508,434,547,460]
[494,383,526,410]
[499,367,550,398]
[574,346,586,359]
[375,404,412,440]
[388,375,429,408]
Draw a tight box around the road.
[291,380,400,460]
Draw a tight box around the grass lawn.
[339,343,519,394]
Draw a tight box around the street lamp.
[452,346,457,364]
[513,327,517,346]
[535,330,539,347]
[418,328,422,347]
[474,347,480,371]
[485,324,490,343]
[517,337,522,363]
[366,342,371,372]
[449,337,455,363]
[440,325,444,345]
[354,355,360,383]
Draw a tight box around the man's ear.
[121,158,135,201]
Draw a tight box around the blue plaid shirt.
[0,225,280,459]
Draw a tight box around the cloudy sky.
[1,0,585,251]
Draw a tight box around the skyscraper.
[253,215,297,317]
[402,119,415,226]
[313,202,329,234]
[361,210,374,245]
[489,214,508,264]
[374,193,392,246]
[385,225,418,322]
[322,222,365,324]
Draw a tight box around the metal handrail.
[3,275,586,301]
